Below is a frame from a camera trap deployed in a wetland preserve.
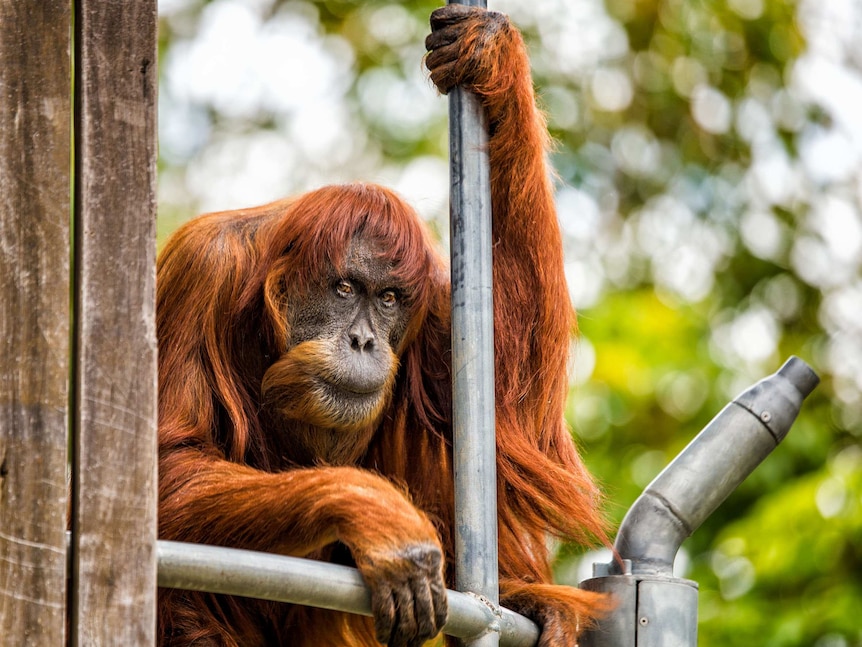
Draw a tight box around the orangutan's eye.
[379,290,399,308]
[335,280,354,298]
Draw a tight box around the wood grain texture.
[0,1,72,644]
[70,0,158,644]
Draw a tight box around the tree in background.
[157,0,862,644]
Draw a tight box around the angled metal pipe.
[580,356,819,647]
[613,356,820,576]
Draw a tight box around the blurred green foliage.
[158,0,862,644]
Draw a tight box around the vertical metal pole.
[447,1,498,645]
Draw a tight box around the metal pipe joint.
[580,357,819,647]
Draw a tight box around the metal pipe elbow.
[612,356,819,576]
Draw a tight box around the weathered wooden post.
[0,2,72,643]
[1,1,158,644]
[69,1,159,644]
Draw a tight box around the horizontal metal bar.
[157,540,539,647]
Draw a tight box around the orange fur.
[157,8,608,647]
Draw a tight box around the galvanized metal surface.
[157,541,540,647]
[636,579,698,647]
[579,574,637,647]
[580,573,698,647]
[446,1,499,646]
[613,356,819,576]
[580,356,819,647]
